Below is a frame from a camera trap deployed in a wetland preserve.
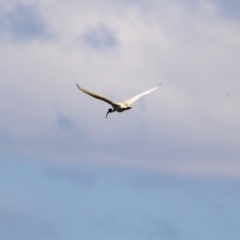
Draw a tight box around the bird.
[76,84,161,118]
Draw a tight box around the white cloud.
[0,0,240,177]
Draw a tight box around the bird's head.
[106,108,113,118]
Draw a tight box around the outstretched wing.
[123,84,161,106]
[76,84,115,106]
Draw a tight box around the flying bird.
[76,84,161,118]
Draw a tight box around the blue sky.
[0,0,240,239]
[1,158,240,240]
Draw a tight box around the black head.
[106,108,113,118]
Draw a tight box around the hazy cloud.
[0,4,52,42]
[218,0,240,19]
[82,26,118,50]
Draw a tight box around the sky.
[0,0,240,239]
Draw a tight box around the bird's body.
[76,84,160,118]
[112,103,131,112]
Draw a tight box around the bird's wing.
[123,84,161,106]
[76,84,115,106]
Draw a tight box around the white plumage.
[76,84,161,118]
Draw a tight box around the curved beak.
[106,110,110,119]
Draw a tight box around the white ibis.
[76,84,161,118]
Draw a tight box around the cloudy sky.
[0,0,240,239]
